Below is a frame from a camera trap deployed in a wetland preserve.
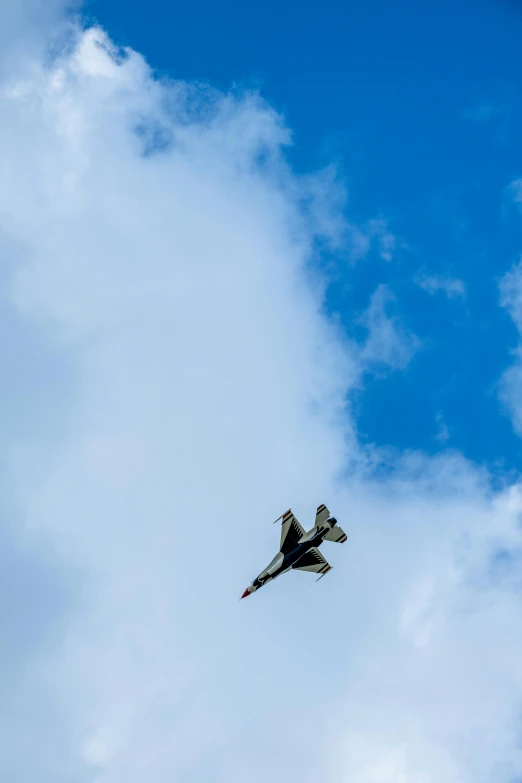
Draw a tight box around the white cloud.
[502,178,522,220]
[0,18,359,782]
[509,178,522,209]
[0,0,77,81]
[359,284,419,370]
[348,217,396,262]
[435,411,450,443]
[499,258,522,435]
[414,273,466,299]
[500,259,522,332]
[1,9,522,783]
[514,181,522,205]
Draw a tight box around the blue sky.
[3,1,522,781]
[84,0,522,470]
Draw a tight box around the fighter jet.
[241,505,347,598]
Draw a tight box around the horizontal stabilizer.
[323,526,347,543]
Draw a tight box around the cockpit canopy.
[328,517,337,526]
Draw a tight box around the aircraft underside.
[241,506,347,598]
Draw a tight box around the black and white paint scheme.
[241,505,347,598]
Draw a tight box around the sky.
[83,0,522,472]
[2,1,522,782]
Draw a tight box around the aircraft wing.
[278,509,306,555]
[315,504,330,527]
[323,525,348,543]
[292,546,331,576]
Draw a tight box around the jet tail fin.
[323,526,347,543]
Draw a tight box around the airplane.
[241,504,347,598]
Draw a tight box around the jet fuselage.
[245,517,338,595]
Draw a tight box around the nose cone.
[241,587,251,599]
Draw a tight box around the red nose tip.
[241,588,250,599]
